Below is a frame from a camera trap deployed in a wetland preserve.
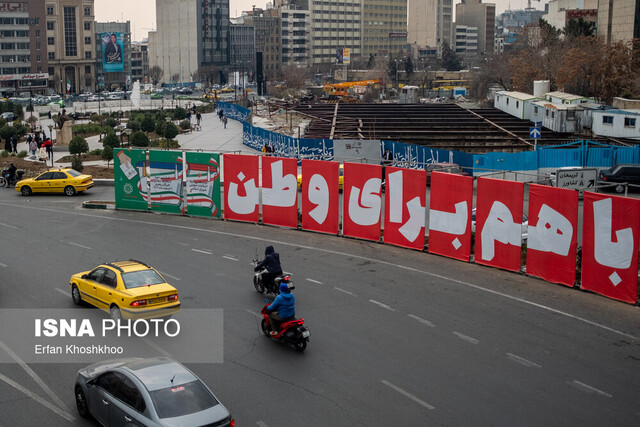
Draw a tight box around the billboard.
[102,32,124,72]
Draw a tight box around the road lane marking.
[369,300,395,311]
[142,337,172,358]
[66,241,91,250]
[192,248,213,255]
[223,255,239,261]
[0,339,71,413]
[453,332,479,344]
[256,421,270,427]
[54,288,68,297]
[245,309,262,318]
[408,314,435,327]
[507,353,541,368]
[335,287,357,296]
[570,380,612,397]
[0,222,18,229]
[7,204,638,342]
[0,262,6,267]
[0,373,75,422]
[158,271,181,281]
[306,278,323,284]
[381,380,434,410]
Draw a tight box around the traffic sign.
[529,127,541,139]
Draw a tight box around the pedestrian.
[35,133,42,148]
[29,137,37,157]
[196,112,201,126]
[11,134,18,154]
[223,116,228,129]
[262,144,268,153]
[186,111,191,122]
[219,109,224,121]
[192,104,197,115]
[47,110,52,120]
[4,136,11,154]
[38,145,47,163]
[43,137,53,161]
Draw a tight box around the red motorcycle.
[260,294,310,352]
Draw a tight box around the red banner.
[261,156,298,228]
[428,172,473,261]
[223,154,259,223]
[301,160,340,234]
[581,193,639,304]
[475,177,524,272]
[342,162,382,241]
[384,167,426,250]
[526,184,578,286]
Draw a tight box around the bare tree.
[281,64,311,89]
[194,65,220,86]
[149,65,163,86]
[171,73,180,84]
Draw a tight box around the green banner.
[114,148,148,211]
[149,150,184,215]
[184,152,221,218]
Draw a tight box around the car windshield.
[122,269,166,289]
[149,379,218,419]
[66,169,81,177]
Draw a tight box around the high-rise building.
[229,21,255,83]
[131,41,149,85]
[0,0,49,97]
[597,0,640,43]
[309,0,362,66]
[151,0,230,85]
[455,0,495,55]
[454,25,478,56]
[241,8,281,80]
[95,22,131,91]
[408,0,454,57]
[278,0,310,65]
[362,0,408,58]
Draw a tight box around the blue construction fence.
[217,101,251,122]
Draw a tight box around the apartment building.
[408,0,453,57]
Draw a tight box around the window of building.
[48,37,55,45]
[602,115,613,125]
[85,65,91,74]
[624,117,636,127]
[48,67,54,75]
[37,54,41,62]
[63,6,77,56]
[567,110,575,121]
[84,7,91,16]
[84,22,91,31]
[533,106,538,114]
[84,37,91,45]
[35,30,40,38]
[47,5,54,15]
[48,52,55,60]
[516,101,519,108]
[35,41,40,50]
[47,21,54,30]
[85,51,91,59]
[506,98,509,105]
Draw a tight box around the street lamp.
[47,124,54,167]
[28,82,33,113]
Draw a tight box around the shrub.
[141,115,156,133]
[0,150,8,157]
[72,123,105,136]
[102,132,120,149]
[104,117,118,129]
[154,120,166,136]
[127,120,141,132]
[13,123,27,137]
[131,131,150,147]
[90,113,101,123]
[69,136,89,155]
[179,120,191,130]
[0,125,17,140]
[102,145,113,165]
[71,156,84,172]
[164,122,179,140]
[0,118,6,127]
[173,107,187,120]
[90,148,103,155]
[150,138,181,149]
[18,150,28,158]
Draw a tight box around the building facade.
[408,0,453,57]
[45,0,96,94]
[309,0,362,66]
[455,0,495,55]
[131,41,149,85]
[279,0,310,65]
[362,0,408,58]
[597,0,640,43]
[242,8,281,80]
[151,0,230,85]
[229,22,255,82]
[543,0,598,32]
[454,25,478,56]
[95,21,131,91]
[0,0,49,97]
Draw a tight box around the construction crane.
[322,79,381,97]
[526,0,541,11]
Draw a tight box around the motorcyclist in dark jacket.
[255,245,283,292]
[6,163,17,186]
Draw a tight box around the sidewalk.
[14,110,255,168]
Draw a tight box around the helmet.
[279,283,289,293]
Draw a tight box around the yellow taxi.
[69,260,180,320]
[16,168,94,196]
[297,163,344,190]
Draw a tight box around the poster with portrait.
[102,32,124,72]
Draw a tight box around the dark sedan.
[598,164,640,193]
[75,357,233,426]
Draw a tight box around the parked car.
[1,111,18,121]
[74,357,234,426]
[598,164,640,193]
[426,162,467,186]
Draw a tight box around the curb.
[82,200,115,210]
[94,179,115,186]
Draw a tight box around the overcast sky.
[95,0,548,42]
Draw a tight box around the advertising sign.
[342,162,382,242]
[581,193,639,303]
[475,177,524,272]
[184,152,221,218]
[384,167,426,250]
[428,172,473,261]
[102,32,124,72]
[149,151,184,215]
[261,157,298,228]
[114,148,148,211]
[526,184,578,286]
[223,154,259,223]
[343,48,350,65]
[301,160,340,235]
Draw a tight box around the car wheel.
[110,305,122,321]
[75,385,90,419]
[253,275,265,293]
[294,339,307,352]
[260,319,270,336]
[21,186,32,196]
[71,284,82,305]
[615,184,625,193]
[64,186,77,196]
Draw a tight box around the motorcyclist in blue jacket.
[255,245,283,293]
[267,283,295,335]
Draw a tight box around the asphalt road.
[1,186,640,426]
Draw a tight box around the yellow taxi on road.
[297,163,344,190]
[69,260,180,320]
[16,168,94,196]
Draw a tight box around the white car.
[471,208,528,241]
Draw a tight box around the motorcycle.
[0,169,24,187]
[252,259,292,295]
[261,293,310,352]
